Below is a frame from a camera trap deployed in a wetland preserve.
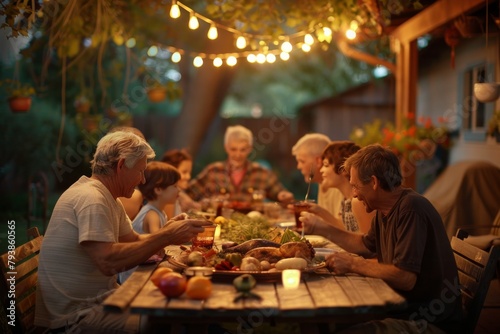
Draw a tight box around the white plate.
[305,235,329,248]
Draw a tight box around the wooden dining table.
[103,238,407,334]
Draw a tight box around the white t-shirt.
[35,176,133,329]
[318,186,343,219]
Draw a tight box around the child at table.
[118,161,181,283]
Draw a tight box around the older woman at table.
[186,125,294,203]
[35,131,211,333]
[301,144,462,333]
[300,141,374,233]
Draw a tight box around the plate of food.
[167,237,326,282]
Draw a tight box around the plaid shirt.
[186,160,288,202]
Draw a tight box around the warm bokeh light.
[125,38,136,48]
[323,27,332,37]
[281,41,292,53]
[236,36,247,49]
[171,52,181,63]
[147,45,158,57]
[304,34,314,45]
[207,25,218,40]
[188,13,199,30]
[226,56,237,66]
[213,57,223,67]
[301,44,311,52]
[170,2,180,19]
[280,52,290,61]
[247,54,256,63]
[193,56,203,67]
[346,29,356,40]
[266,53,276,63]
[256,53,266,64]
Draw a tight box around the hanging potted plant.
[1,79,36,113]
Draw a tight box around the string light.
[170,0,181,19]
[213,57,223,67]
[150,1,361,68]
[193,56,203,67]
[207,24,218,40]
[147,45,158,57]
[236,36,247,49]
[125,38,136,48]
[189,12,199,30]
[171,51,181,63]
[346,29,356,40]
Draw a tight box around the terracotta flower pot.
[75,102,90,113]
[147,88,167,102]
[9,96,32,113]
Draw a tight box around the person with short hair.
[161,148,201,217]
[301,144,463,333]
[35,131,211,333]
[186,125,293,203]
[301,141,374,233]
[291,133,343,217]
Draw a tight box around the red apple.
[158,272,187,298]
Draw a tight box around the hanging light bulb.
[280,52,290,61]
[171,52,181,63]
[236,36,247,49]
[304,34,314,45]
[207,24,218,40]
[281,41,292,53]
[147,45,158,57]
[213,57,223,67]
[323,27,332,37]
[301,44,311,52]
[256,53,266,64]
[226,56,237,66]
[266,53,276,63]
[247,54,256,63]
[193,56,203,67]
[346,29,356,40]
[170,1,180,19]
[189,13,199,30]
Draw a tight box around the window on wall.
[463,63,486,133]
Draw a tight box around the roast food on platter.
[170,228,323,274]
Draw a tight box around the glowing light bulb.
[189,13,199,30]
[280,52,290,61]
[147,45,158,57]
[304,34,314,45]
[171,52,181,63]
[282,269,300,289]
[207,25,218,40]
[236,36,247,49]
[301,44,311,52]
[226,56,237,66]
[170,2,180,19]
[193,56,203,67]
[125,38,136,48]
[266,53,276,63]
[213,57,222,67]
[247,54,256,63]
[256,53,266,64]
[281,41,292,53]
[346,29,356,40]
[323,27,332,37]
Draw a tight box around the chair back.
[452,229,500,333]
[0,227,44,333]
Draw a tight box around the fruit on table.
[150,267,173,287]
[158,272,187,298]
[275,257,308,270]
[185,276,212,300]
[233,274,256,293]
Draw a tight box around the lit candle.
[282,269,301,289]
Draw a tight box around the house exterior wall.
[417,36,500,167]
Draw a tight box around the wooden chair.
[452,229,500,333]
[0,227,44,333]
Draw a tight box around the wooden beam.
[337,39,396,73]
[391,0,486,44]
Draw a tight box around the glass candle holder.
[282,269,301,289]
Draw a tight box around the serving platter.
[165,255,326,283]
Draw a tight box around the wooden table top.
[103,244,407,327]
